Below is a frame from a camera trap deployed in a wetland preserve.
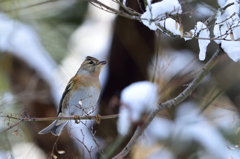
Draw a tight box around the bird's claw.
[95,114,101,124]
[74,115,81,124]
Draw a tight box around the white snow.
[221,41,240,62]
[141,5,159,30]
[121,81,158,121]
[218,0,228,8]
[141,0,182,32]
[117,81,158,136]
[214,0,240,62]
[159,18,181,35]
[117,106,131,136]
[123,0,126,6]
[194,4,215,18]
[184,22,210,61]
[196,22,210,61]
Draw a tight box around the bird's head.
[77,56,107,75]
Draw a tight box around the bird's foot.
[95,114,101,124]
[74,115,81,124]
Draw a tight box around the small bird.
[38,56,106,136]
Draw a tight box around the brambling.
[38,56,107,136]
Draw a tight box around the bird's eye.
[89,61,93,64]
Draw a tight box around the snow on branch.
[141,0,182,33]
[185,22,210,61]
[88,0,240,62]
[214,0,240,62]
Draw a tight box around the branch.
[90,128,106,158]
[203,2,234,26]
[69,130,93,159]
[1,114,118,122]
[88,0,141,21]
[112,48,222,159]
[0,118,25,134]
[0,114,118,134]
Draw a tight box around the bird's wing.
[57,78,74,115]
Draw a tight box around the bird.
[38,56,107,136]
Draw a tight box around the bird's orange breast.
[71,74,101,92]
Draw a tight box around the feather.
[57,80,74,114]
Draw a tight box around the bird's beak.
[98,61,107,66]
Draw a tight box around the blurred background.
[0,0,240,159]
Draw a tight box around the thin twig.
[112,48,222,159]
[90,128,105,159]
[69,131,93,159]
[81,120,106,158]
[88,0,141,20]
[0,118,25,134]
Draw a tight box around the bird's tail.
[38,120,68,136]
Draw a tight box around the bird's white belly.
[64,86,100,116]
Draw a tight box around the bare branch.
[80,120,106,158]
[0,118,25,134]
[69,130,93,159]
[90,127,105,158]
